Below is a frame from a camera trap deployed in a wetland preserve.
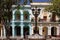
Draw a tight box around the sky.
[33,0,50,2]
[19,0,51,5]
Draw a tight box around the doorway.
[15,26,21,36]
[51,27,57,37]
[23,26,29,36]
[42,27,48,36]
[33,27,39,34]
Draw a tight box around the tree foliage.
[0,0,12,21]
[45,0,60,17]
[0,0,12,37]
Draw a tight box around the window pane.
[15,10,21,20]
[23,11,29,20]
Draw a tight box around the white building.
[30,2,60,37]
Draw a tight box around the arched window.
[51,27,57,37]
[23,11,29,20]
[15,10,21,20]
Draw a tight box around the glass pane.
[23,11,29,20]
[15,10,21,20]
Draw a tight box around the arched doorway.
[15,26,21,36]
[51,27,57,37]
[33,27,39,34]
[23,26,29,36]
[42,27,48,36]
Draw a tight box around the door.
[23,26,29,36]
[51,27,57,37]
[15,26,21,36]
[42,27,48,36]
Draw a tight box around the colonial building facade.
[11,5,32,38]
[0,1,60,39]
[30,2,60,37]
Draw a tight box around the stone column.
[21,10,23,38]
[12,10,15,20]
[39,26,42,35]
[39,24,43,35]
[12,26,15,37]
[57,27,59,35]
[48,26,51,35]
[21,25,23,38]
[12,10,15,37]
[20,10,23,21]
[28,10,32,35]
[29,10,31,21]
[31,26,34,35]
[29,25,32,35]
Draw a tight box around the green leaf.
[45,0,60,17]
